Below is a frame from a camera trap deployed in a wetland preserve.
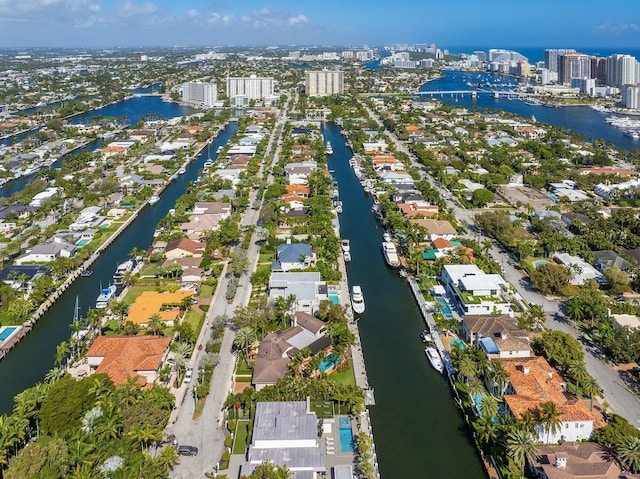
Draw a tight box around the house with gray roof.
[15,238,76,265]
[241,400,327,479]
[272,243,313,272]
[593,250,633,272]
[268,272,328,315]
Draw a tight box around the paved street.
[168,98,290,479]
[361,100,640,426]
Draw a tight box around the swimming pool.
[328,292,340,305]
[436,298,453,319]
[450,339,466,351]
[76,239,90,247]
[0,326,18,341]
[533,260,550,269]
[339,417,354,453]
[318,353,341,373]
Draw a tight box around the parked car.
[177,445,198,456]
[184,369,193,384]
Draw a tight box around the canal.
[324,123,486,479]
[0,120,238,414]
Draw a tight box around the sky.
[1,0,639,52]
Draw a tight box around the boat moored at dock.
[425,346,444,373]
[95,284,117,309]
[351,285,365,314]
[382,241,400,268]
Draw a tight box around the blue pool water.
[0,326,17,341]
[533,260,550,268]
[339,417,354,453]
[450,339,466,351]
[328,292,340,305]
[318,353,341,373]
[76,239,90,247]
[436,298,453,319]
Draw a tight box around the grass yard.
[199,284,214,298]
[120,285,162,306]
[232,420,250,455]
[258,253,274,263]
[236,359,254,376]
[183,309,203,332]
[327,362,355,386]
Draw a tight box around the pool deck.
[0,325,27,359]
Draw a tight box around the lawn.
[258,253,274,263]
[183,309,203,332]
[120,285,161,306]
[327,362,355,386]
[236,359,254,376]
[232,420,250,455]
[199,284,214,298]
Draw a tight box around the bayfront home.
[441,264,511,315]
[497,356,594,443]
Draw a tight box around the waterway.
[0,120,238,414]
[419,70,640,152]
[324,123,486,479]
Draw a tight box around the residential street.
[168,98,289,479]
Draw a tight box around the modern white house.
[15,237,76,265]
[441,264,511,315]
[268,272,328,315]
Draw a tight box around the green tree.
[539,401,562,444]
[505,427,539,477]
[242,460,292,479]
[472,188,494,207]
[618,436,640,473]
[533,330,584,371]
[234,327,256,361]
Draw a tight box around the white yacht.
[178,166,186,175]
[325,141,333,155]
[382,241,401,268]
[343,250,351,262]
[351,285,365,314]
[96,284,117,309]
[341,239,351,253]
[148,195,160,205]
[425,346,444,374]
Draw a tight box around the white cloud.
[0,0,102,21]
[593,20,640,34]
[288,14,308,26]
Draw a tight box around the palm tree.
[473,416,498,453]
[505,427,539,477]
[618,436,640,473]
[523,304,546,331]
[457,354,478,383]
[568,360,589,396]
[488,362,510,398]
[479,395,499,420]
[55,341,70,368]
[156,445,179,473]
[234,326,256,361]
[581,376,602,412]
[467,377,487,398]
[147,313,163,336]
[539,401,562,444]
[110,301,128,328]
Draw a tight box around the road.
[360,99,640,426]
[168,96,290,479]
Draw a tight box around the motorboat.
[113,259,134,285]
[148,195,160,205]
[204,160,214,168]
[382,241,400,268]
[341,239,351,253]
[325,141,333,155]
[343,251,351,262]
[96,284,117,309]
[383,231,392,242]
[351,285,365,314]
[178,166,186,175]
[334,201,343,214]
[420,329,430,343]
[80,268,93,277]
[425,346,444,373]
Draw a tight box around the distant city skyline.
[1,0,639,51]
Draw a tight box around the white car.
[184,369,193,384]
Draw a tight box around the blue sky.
[1,0,639,51]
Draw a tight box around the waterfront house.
[193,202,232,217]
[268,272,328,315]
[164,238,206,259]
[397,202,439,218]
[286,184,310,198]
[531,443,633,479]
[410,218,457,240]
[0,264,49,293]
[441,264,511,315]
[553,253,605,285]
[15,238,76,265]
[252,312,329,390]
[460,314,532,358]
[497,356,594,443]
[213,168,243,185]
[29,187,59,207]
[85,335,171,387]
[240,401,327,478]
[272,243,313,272]
[126,290,194,327]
